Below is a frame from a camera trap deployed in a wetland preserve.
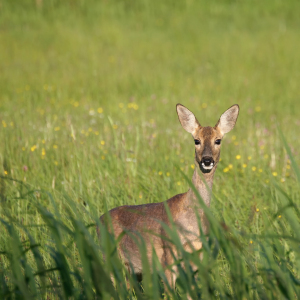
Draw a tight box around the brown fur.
[99,103,239,289]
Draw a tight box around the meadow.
[1,0,300,298]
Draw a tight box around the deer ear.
[215,104,239,135]
[176,104,201,134]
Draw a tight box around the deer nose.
[202,156,214,167]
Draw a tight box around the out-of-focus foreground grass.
[1,0,300,298]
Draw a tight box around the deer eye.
[215,139,221,145]
[194,139,200,145]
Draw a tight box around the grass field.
[1,0,300,298]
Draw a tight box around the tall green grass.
[1,135,300,299]
[1,0,300,298]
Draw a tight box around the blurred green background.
[1,0,300,221]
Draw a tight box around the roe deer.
[100,103,239,289]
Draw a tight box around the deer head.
[176,104,239,174]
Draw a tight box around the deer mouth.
[199,157,215,173]
[201,162,214,170]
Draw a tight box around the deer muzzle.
[201,156,214,171]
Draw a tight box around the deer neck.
[187,161,216,207]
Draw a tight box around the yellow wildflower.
[255,106,261,112]
[97,107,103,114]
[191,164,195,169]
[158,171,162,175]
[109,56,115,63]
[223,167,229,173]
[54,127,60,131]
[166,172,170,177]
[252,166,256,171]
[236,155,241,160]
[100,140,105,145]
[31,145,37,152]
[53,145,58,149]
[272,172,278,177]
[243,164,247,168]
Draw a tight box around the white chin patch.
[202,163,214,170]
